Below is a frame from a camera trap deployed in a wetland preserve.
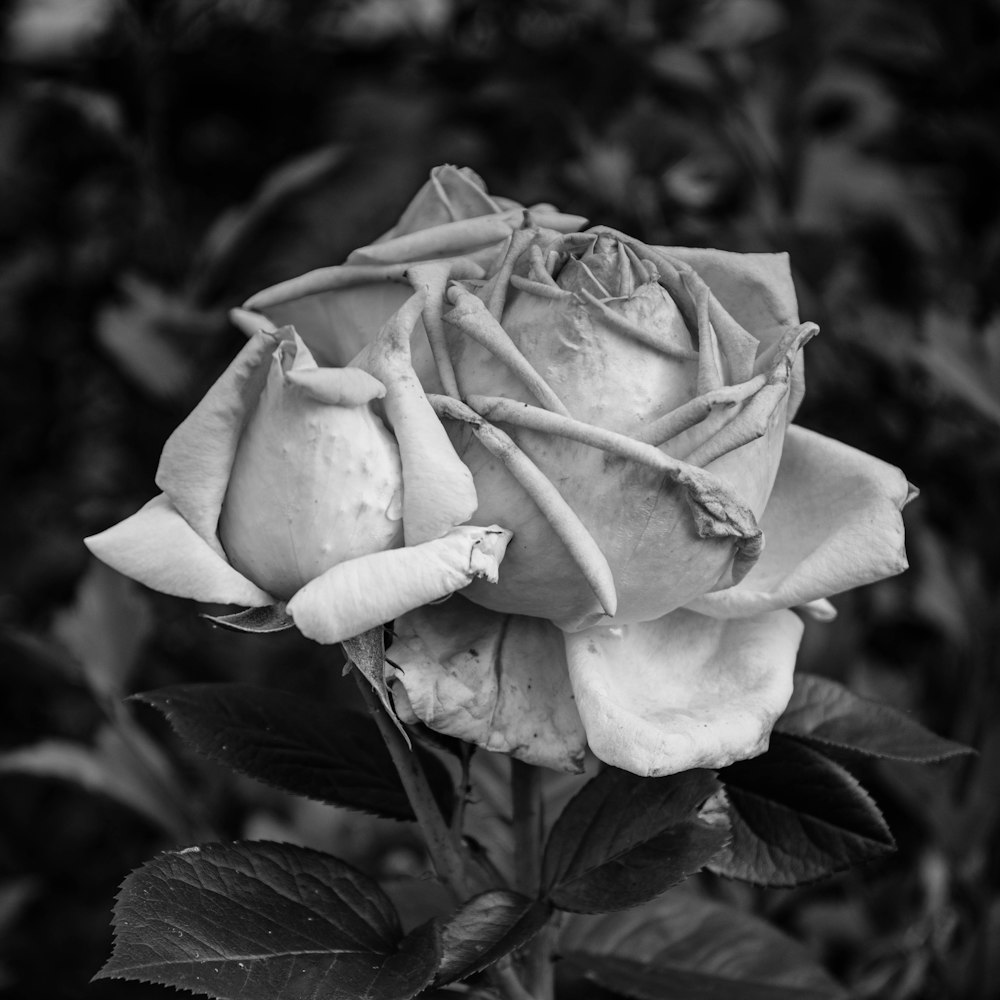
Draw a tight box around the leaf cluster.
[92,670,968,1000]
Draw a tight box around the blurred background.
[1,0,998,997]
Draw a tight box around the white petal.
[686,425,912,618]
[155,329,279,555]
[286,525,512,645]
[354,291,479,545]
[660,247,806,420]
[565,608,803,777]
[390,599,587,772]
[85,495,274,606]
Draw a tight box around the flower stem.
[511,759,554,1000]
[355,671,539,1000]
[353,672,468,899]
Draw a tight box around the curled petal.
[155,328,279,555]
[287,524,512,645]
[687,426,913,619]
[389,599,587,772]
[386,165,501,238]
[565,608,803,777]
[85,495,275,606]
[348,216,516,266]
[354,291,478,545]
[660,246,806,421]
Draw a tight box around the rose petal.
[84,495,275,606]
[385,165,501,238]
[389,598,587,772]
[662,247,806,420]
[354,291,479,545]
[155,328,279,555]
[261,281,414,368]
[686,426,913,618]
[218,334,404,599]
[286,524,512,645]
[564,608,803,777]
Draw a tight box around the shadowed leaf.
[136,683,454,821]
[776,673,972,762]
[96,841,440,1000]
[434,890,552,986]
[560,890,847,999]
[713,734,894,886]
[542,767,727,913]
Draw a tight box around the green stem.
[353,673,468,899]
[511,759,553,1000]
[355,672,539,1000]
[511,759,543,897]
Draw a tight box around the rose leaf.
[775,673,973,762]
[541,767,728,914]
[432,889,552,986]
[202,603,296,633]
[135,683,454,822]
[95,841,440,1000]
[558,892,848,1000]
[712,734,894,886]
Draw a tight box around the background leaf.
[0,721,186,838]
[542,767,728,913]
[136,683,454,821]
[96,840,440,1000]
[776,673,973,762]
[559,890,847,999]
[712,734,895,886]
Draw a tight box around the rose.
[85,167,587,640]
[87,166,913,780]
[377,225,913,774]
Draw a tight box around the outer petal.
[661,247,806,421]
[84,495,275,606]
[261,282,413,368]
[286,524,512,645]
[155,328,279,555]
[686,425,913,619]
[382,165,501,239]
[565,608,803,777]
[389,598,587,772]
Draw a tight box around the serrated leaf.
[776,673,972,762]
[136,683,454,822]
[96,841,440,1000]
[542,768,728,913]
[560,891,847,1000]
[434,890,552,986]
[203,604,295,634]
[713,734,894,886]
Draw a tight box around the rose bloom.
[87,166,913,777]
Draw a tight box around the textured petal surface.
[686,426,912,618]
[155,328,278,555]
[218,334,404,600]
[565,608,803,777]
[390,598,587,772]
[286,525,512,645]
[84,495,275,606]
